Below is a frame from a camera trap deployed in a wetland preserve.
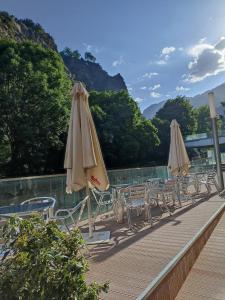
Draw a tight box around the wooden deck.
[176,205,225,300]
[83,191,225,300]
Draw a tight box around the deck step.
[137,199,225,300]
[176,210,225,300]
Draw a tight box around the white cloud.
[140,86,147,90]
[135,97,144,103]
[83,43,100,53]
[176,86,190,92]
[153,46,176,65]
[142,72,158,78]
[128,87,133,92]
[112,56,124,67]
[198,37,207,44]
[161,46,176,55]
[156,59,167,65]
[166,94,171,98]
[150,92,160,98]
[185,37,225,83]
[149,84,161,91]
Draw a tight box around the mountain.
[189,82,225,109]
[0,11,127,93]
[0,11,57,50]
[61,54,127,92]
[143,100,166,120]
[143,82,225,119]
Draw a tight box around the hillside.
[0,11,127,93]
[143,82,225,119]
[0,11,57,50]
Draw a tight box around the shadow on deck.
[80,190,224,300]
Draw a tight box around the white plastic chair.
[147,180,173,214]
[54,196,88,232]
[194,170,218,194]
[0,197,56,221]
[91,188,113,225]
[124,184,152,229]
[178,177,196,205]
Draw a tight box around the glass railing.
[185,133,208,141]
[185,130,225,142]
[0,162,215,210]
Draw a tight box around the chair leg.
[163,195,172,215]
[205,183,211,194]
[146,205,153,227]
[191,195,196,204]
[93,205,101,230]
[127,208,132,229]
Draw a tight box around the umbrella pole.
[177,175,182,207]
[86,184,93,238]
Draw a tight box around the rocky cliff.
[62,54,127,92]
[0,11,57,50]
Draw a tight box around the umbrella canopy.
[168,119,190,176]
[64,81,109,193]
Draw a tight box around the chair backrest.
[163,179,177,193]
[179,177,190,193]
[91,188,99,204]
[21,197,56,208]
[207,170,216,184]
[147,180,160,190]
[91,188,108,206]
[127,184,147,203]
[0,197,56,220]
[54,196,88,230]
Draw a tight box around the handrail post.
[208,92,224,191]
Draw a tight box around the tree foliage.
[60,47,81,60]
[0,216,108,300]
[194,105,223,134]
[194,105,211,134]
[0,40,72,176]
[84,52,96,63]
[152,96,196,162]
[89,91,159,168]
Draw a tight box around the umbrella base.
[82,230,110,244]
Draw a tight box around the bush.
[0,216,108,300]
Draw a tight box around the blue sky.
[1,0,225,111]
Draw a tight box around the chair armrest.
[21,197,56,208]
[54,209,71,219]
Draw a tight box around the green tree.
[0,40,72,176]
[60,47,81,60]
[194,105,211,133]
[84,52,96,63]
[152,96,196,163]
[218,102,225,131]
[194,105,222,134]
[0,216,108,300]
[151,117,170,163]
[89,91,159,168]
[154,96,196,136]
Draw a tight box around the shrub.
[0,216,108,299]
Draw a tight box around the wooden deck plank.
[84,192,224,299]
[176,208,225,300]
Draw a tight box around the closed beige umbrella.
[168,119,190,176]
[64,81,109,238]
